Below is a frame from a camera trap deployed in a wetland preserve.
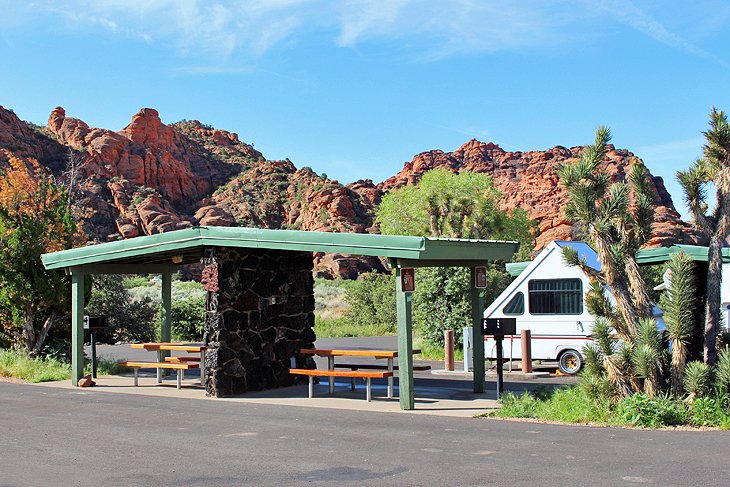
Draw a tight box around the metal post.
[387,357,394,399]
[495,335,504,400]
[444,329,455,371]
[71,272,85,386]
[366,378,372,402]
[90,330,97,379]
[395,265,415,410]
[308,376,314,398]
[328,356,335,394]
[470,267,485,393]
[161,272,172,358]
[463,327,473,372]
[521,329,533,373]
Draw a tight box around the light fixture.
[171,255,183,264]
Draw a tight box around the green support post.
[161,272,172,360]
[471,267,486,393]
[71,272,85,385]
[395,265,415,410]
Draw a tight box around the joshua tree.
[659,252,697,396]
[677,108,730,365]
[558,126,656,339]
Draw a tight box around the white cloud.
[10,0,730,65]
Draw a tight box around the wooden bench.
[289,368,393,402]
[334,363,431,372]
[164,356,201,363]
[118,361,200,390]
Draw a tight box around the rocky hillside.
[0,105,703,278]
[381,139,702,249]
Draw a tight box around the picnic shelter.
[41,226,518,410]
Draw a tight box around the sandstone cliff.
[0,104,704,277]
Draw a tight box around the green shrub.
[689,396,729,427]
[170,295,206,341]
[344,273,396,333]
[314,315,394,338]
[617,393,688,428]
[684,361,713,398]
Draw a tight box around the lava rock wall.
[201,247,316,397]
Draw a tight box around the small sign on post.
[401,268,415,293]
[482,318,516,400]
[474,266,487,289]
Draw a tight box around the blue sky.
[2,1,729,218]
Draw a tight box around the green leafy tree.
[677,108,730,365]
[0,150,85,355]
[376,168,537,347]
[344,273,396,332]
[85,275,157,343]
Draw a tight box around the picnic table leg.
[366,378,372,402]
[387,358,394,399]
[308,376,314,398]
[134,368,138,387]
[200,350,206,384]
[328,356,334,394]
[176,369,182,390]
[157,351,162,383]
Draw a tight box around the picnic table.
[130,342,207,384]
[297,348,421,400]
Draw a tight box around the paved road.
[1,382,728,486]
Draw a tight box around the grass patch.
[489,386,613,424]
[0,349,71,383]
[414,339,464,361]
[313,316,395,338]
[487,385,730,429]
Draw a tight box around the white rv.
[484,241,599,374]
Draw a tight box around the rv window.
[528,279,583,315]
[503,292,524,315]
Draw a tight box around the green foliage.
[689,396,730,428]
[85,275,157,344]
[617,393,688,428]
[684,361,713,397]
[0,349,71,382]
[413,266,510,347]
[714,349,730,396]
[0,151,85,354]
[123,275,150,289]
[377,169,536,257]
[491,387,612,424]
[344,273,396,333]
[169,292,206,341]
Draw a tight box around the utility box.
[463,327,473,372]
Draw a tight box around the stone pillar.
[201,247,316,397]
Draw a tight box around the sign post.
[482,317,516,400]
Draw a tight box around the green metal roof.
[42,226,519,272]
[636,245,730,265]
[506,261,530,277]
[505,244,730,278]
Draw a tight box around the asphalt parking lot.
[2,380,729,487]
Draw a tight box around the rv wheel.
[558,349,582,375]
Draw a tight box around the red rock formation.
[0,104,706,277]
[380,139,703,250]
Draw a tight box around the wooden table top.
[131,343,207,352]
[298,348,420,358]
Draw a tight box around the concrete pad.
[33,374,500,418]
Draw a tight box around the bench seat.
[334,363,431,372]
[164,356,201,363]
[289,368,393,401]
[118,361,199,389]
